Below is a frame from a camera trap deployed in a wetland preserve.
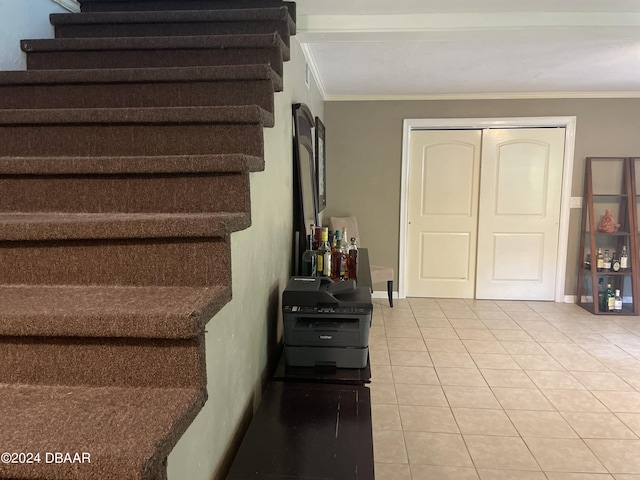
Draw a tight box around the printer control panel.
[286,306,369,315]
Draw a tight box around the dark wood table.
[226,381,374,480]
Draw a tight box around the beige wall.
[323,98,640,297]
[167,38,324,479]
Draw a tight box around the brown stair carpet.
[0,1,295,479]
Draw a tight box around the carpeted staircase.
[0,1,295,479]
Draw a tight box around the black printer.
[282,276,373,369]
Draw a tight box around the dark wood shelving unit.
[577,157,640,315]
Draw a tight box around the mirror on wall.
[292,103,318,274]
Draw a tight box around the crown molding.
[52,0,80,13]
[298,42,329,100]
[324,91,640,102]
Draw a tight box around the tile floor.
[369,297,640,480]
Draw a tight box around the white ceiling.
[294,0,640,100]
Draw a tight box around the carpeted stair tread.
[0,212,249,241]
[0,383,204,479]
[78,0,297,28]
[0,284,231,338]
[0,154,265,175]
[0,64,283,92]
[22,32,290,62]
[0,104,272,126]
[51,7,295,47]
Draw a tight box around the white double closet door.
[406,128,565,300]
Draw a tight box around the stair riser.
[0,173,251,214]
[79,0,296,23]
[56,20,290,47]
[0,79,275,110]
[0,238,231,287]
[26,47,284,78]
[0,124,265,158]
[0,336,206,388]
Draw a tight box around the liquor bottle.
[614,289,623,312]
[598,278,605,310]
[317,227,331,277]
[596,248,604,272]
[340,227,349,280]
[604,249,612,271]
[330,229,342,281]
[605,283,615,312]
[312,225,322,251]
[612,252,621,272]
[301,233,317,276]
[347,237,358,281]
[621,245,629,270]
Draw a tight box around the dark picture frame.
[315,117,326,212]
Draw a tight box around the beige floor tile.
[506,410,578,438]
[449,318,486,329]
[476,311,511,321]
[472,353,521,370]
[481,369,536,388]
[399,405,459,433]
[545,474,614,480]
[426,338,467,353]
[372,404,402,431]
[512,354,564,370]
[524,438,606,473]
[561,412,638,439]
[542,389,608,412]
[374,463,411,480]
[392,365,440,385]
[478,470,547,480]
[370,383,397,405]
[415,317,452,328]
[382,316,419,328]
[616,413,640,436]
[430,351,477,368]
[370,347,391,366]
[614,475,640,479]
[585,439,640,473]
[569,371,635,391]
[403,431,473,467]
[394,384,448,407]
[463,340,508,354]
[387,336,427,352]
[389,350,432,367]
[464,435,540,471]
[372,429,408,464]
[482,318,523,330]
[443,385,501,409]
[616,371,640,390]
[592,391,640,413]
[436,367,488,387]
[411,464,479,479]
[526,370,586,390]
[420,327,459,339]
[501,341,547,355]
[369,325,387,338]
[371,364,393,383]
[414,309,447,320]
[385,326,422,338]
[453,407,518,436]
[456,328,496,340]
[491,329,535,341]
[492,387,555,411]
[554,354,609,372]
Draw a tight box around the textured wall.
[324,98,640,298]
[0,0,65,70]
[167,37,324,480]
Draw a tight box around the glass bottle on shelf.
[596,248,604,272]
[330,229,342,281]
[598,278,605,310]
[605,283,615,312]
[301,233,317,276]
[347,237,358,281]
[614,289,623,312]
[612,251,621,272]
[339,227,349,280]
[317,227,331,278]
[604,249,612,271]
[621,245,629,270]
